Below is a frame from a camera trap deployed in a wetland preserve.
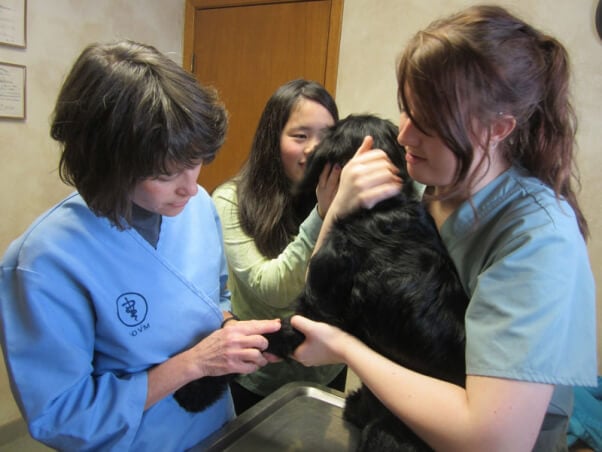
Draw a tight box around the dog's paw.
[263,318,305,358]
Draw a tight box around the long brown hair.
[236,79,338,258]
[396,5,588,238]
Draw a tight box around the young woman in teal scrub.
[291,5,597,451]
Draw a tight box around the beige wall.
[0,0,599,434]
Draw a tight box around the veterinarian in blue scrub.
[290,5,597,451]
[0,40,280,451]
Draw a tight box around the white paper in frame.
[0,62,26,119]
[0,0,26,48]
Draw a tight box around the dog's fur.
[264,114,469,451]
[173,373,231,413]
[174,115,468,452]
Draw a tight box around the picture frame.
[0,61,26,119]
[597,0,602,40]
[0,0,27,48]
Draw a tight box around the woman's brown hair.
[397,5,588,237]
[52,40,228,228]
[236,79,338,257]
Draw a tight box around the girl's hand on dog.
[329,136,402,219]
[185,319,281,378]
[316,162,342,218]
[290,315,356,367]
[311,135,402,259]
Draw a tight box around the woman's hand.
[328,136,402,220]
[145,318,280,409]
[316,162,342,218]
[188,319,281,377]
[290,315,354,366]
[311,136,402,256]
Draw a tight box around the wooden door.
[183,0,343,193]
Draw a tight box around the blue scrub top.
[0,189,233,451]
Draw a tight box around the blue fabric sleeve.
[1,265,147,450]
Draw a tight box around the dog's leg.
[359,414,433,452]
[263,316,305,357]
[345,385,434,451]
[173,374,233,412]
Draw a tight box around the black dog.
[264,114,469,451]
[173,373,231,413]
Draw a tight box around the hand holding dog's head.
[294,114,407,197]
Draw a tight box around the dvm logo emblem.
[116,292,148,327]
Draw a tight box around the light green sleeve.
[212,182,322,314]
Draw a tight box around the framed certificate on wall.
[0,0,27,48]
[0,62,26,119]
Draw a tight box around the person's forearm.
[339,337,548,451]
[145,350,199,409]
[342,339,469,450]
[312,206,337,257]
